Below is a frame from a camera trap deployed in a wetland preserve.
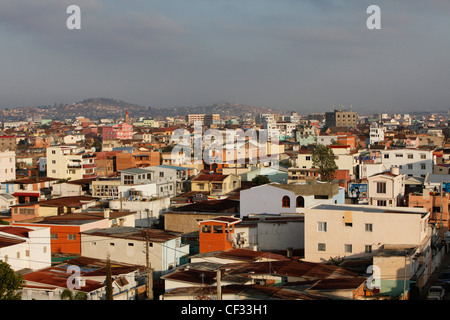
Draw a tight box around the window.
[314,195,329,200]
[377,200,387,206]
[344,244,352,253]
[365,245,372,253]
[345,222,353,227]
[395,154,403,158]
[109,243,115,246]
[201,225,211,233]
[407,154,413,159]
[296,196,305,208]
[68,234,76,240]
[365,223,373,232]
[199,183,204,190]
[51,233,58,240]
[376,182,386,194]
[420,154,426,159]
[384,154,389,159]
[213,225,223,233]
[282,196,290,208]
[318,243,326,251]
[421,163,426,170]
[408,164,413,170]
[306,156,311,161]
[318,221,327,232]
[123,175,134,185]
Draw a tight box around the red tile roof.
[192,174,228,182]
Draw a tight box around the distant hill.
[0,98,288,122]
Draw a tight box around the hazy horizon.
[1,1,450,114]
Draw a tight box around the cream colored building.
[46,146,97,180]
[304,203,430,263]
[0,150,16,183]
[367,167,405,207]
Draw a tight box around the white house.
[109,196,171,228]
[80,227,189,278]
[380,148,434,178]
[369,122,385,146]
[0,225,51,271]
[0,150,16,183]
[119,167,177,198]
[239,182,345,218]
[0,193,17,214]
[367,167,406,207]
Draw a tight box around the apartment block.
[46,146,97,180]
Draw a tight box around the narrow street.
[417,250,450,300]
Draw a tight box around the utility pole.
[144,231,153,300]
[216,269,222,300]
[440,181,444,241]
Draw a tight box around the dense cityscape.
[1,101,450,303]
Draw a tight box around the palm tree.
[60,288,88,300]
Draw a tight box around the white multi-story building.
[46,146,97,180]
[119,167,177,199]
[380,148,434,178]
[304,203,430,263]
[369,122,385,146]
[0,150,16,183]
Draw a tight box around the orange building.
[115,150,160,171]
[408,192,449,231]
[198,216,241,253]
[14,213,109,255]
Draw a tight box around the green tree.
[312,144,338,182]
[252,175,271,185]
[0,261,25,300]
[60,289,88,300]
[105,255,113,300]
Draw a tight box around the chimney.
[390,166,400,175]
[104,208,111,219]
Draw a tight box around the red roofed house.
[21,256,145,300]
[0,225,51,271]
[191,173,241,198]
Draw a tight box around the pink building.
[102,123,133,140]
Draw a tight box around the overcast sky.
[0,0,449,114]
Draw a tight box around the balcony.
[82,163,96,169]
[83,173,97,179]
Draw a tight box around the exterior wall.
[256,221,304,251]
[368,174,405,207]
[164,213,227,234]
[380,149,433,177]
[10,203,40,222]
[80,234,188,277]
[15,219,108,255]
[109,197,171,227]
[199,221,235,253]
[0,151,16,183]
[0,227,51,271]
[240,184,345,217]
[304,205,429,263]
